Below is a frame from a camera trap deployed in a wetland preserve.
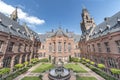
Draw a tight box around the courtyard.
[12,60,105,80]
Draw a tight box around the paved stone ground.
[78,63,105,80]
[13,63,105,80]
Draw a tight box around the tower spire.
[10,7,18,21]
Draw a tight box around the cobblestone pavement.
[13,63,105,80]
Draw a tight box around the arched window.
[22,54,26,63]
[14,55,20,66]
[3,56,12,67]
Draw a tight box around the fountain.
[48,60,71,80]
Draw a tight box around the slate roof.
[39,28,81,43]
[0,12,40,41]
[80,11,120,40]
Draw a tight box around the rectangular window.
[64,42,66,52]
[68,43,71,53]
[115,40,120,53]
[0,40,3,52]
[49,43,52,52]
[97,43,102,52]
[104,42,110,52]
[8,42,14,52]
[92,44,95,52]
[18,43,22,52]
[58,42,62,52]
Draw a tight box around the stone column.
[10,55,15,72]
[19,54,23,64]
[25,54,28,62]
[1,39,10,67]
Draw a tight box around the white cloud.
[0,0,45,25]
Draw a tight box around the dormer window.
[117,18,120,24]
[93,32,96,35]
[0,18,2,23]
[106,25,110,29]
[99,28,102,32]
[17,28,20,32]
[9,25,12,28]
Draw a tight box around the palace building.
[0,8,41,71]
[0,8,80,71]
[79,8,120,79]
[38,28,80,63]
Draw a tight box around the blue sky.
[0,0,120,34]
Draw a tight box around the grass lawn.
[32,63,54,73]
[64,63,87,73]
[76,76,97,80]
[21,77,40,80]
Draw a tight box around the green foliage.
[85,59,90,63]
[30,58,39,64]
[90,61,95,65]
[24,61,29,66]
[4,67,29,80]
[81,61,87,64]
[82,58,86,60]
[88,65,116,80]
[69,56,72,62]
[70,57,80,62]
[110,68,120,74]
[76,75,97,80]
[97,64,105,69]
[32,63,54,73]
[21,76,41,80]
[64,63,87,73]
[39,58,48,62]
[0,68,10,75]
[15,64,23,69]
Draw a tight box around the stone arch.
[27,54,30,61]
[14,55,20,66]
[21,54,26,63]
[116,57,120,68]
[3,56,12,67]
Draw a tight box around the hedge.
[97,64,105,69]
[110,68,120,74]
[88,65,116,80]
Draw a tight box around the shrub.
[0,68,10,75]
[90,61,95,65]
[88,65,116,80]
[81,61,86,64]
[39,58,48,62]
[82,58,85,60]
[4,67,29,80]
[71,57,80,62]
[30,58,39,64]
[15,64,23,69]
[85,59,90,63]
[110,68,120,74]
[97,64,105,69]
[24,61,29,66]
